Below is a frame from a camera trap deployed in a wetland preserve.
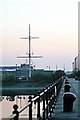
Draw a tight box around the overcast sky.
[0,0,79,70]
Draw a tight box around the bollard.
[64,84,71,92]
[63,92,76,112]
[65,81,69,84]
[13,104,19,120]
[65,78,69,84]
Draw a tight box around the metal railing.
[7,77,64,120]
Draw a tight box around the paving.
[50,78,80,120]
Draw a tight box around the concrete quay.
[50,78,80,120]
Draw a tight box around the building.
[78,2,80,71]
[72,55,80,71]
[72,2,80,71]
[72,57,78,71]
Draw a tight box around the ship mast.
[18,24,42,79]
[28,24,31,77]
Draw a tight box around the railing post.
[50,85,53,112]
[49,85,52,117]
[46,87,48,119]
[51,84,53,97]
[49,85,51,100]
[51,87,55,110]
[28,96,32,120]
[49,85,51,114]
[54,85,57,104]
[37,92,40,119]
[43,89,45,120]
[52,86,56,110]
[13,104,19,120]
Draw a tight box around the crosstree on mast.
[17,24,42,78]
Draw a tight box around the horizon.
[0,64,73,72]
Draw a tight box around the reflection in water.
[6,96,15,101]
[0,95,43,119]
[0,95,31,119]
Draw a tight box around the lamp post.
[56,65,57,71]
[47,66,50,70]
[74,57,77,71]
[16,64,17,80]
[78,51,80,71]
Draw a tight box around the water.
[0,95,39,119]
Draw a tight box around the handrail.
[19,102,31,113]
[6,76,64,120]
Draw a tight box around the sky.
[0,0,79,70]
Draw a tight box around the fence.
[8,77,64,120]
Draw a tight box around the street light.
[78,51,80,71]
[47,66,50,70]
[74,57,77,71]
[56,65,57,71]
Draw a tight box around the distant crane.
[17,24,42,79]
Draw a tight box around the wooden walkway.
[50,78,80,120]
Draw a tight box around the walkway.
[50,78,80,120]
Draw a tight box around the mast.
[17,24,42,79]
[29,24,31,77]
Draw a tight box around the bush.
[30,70,65,84]
[3,74,16,83]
